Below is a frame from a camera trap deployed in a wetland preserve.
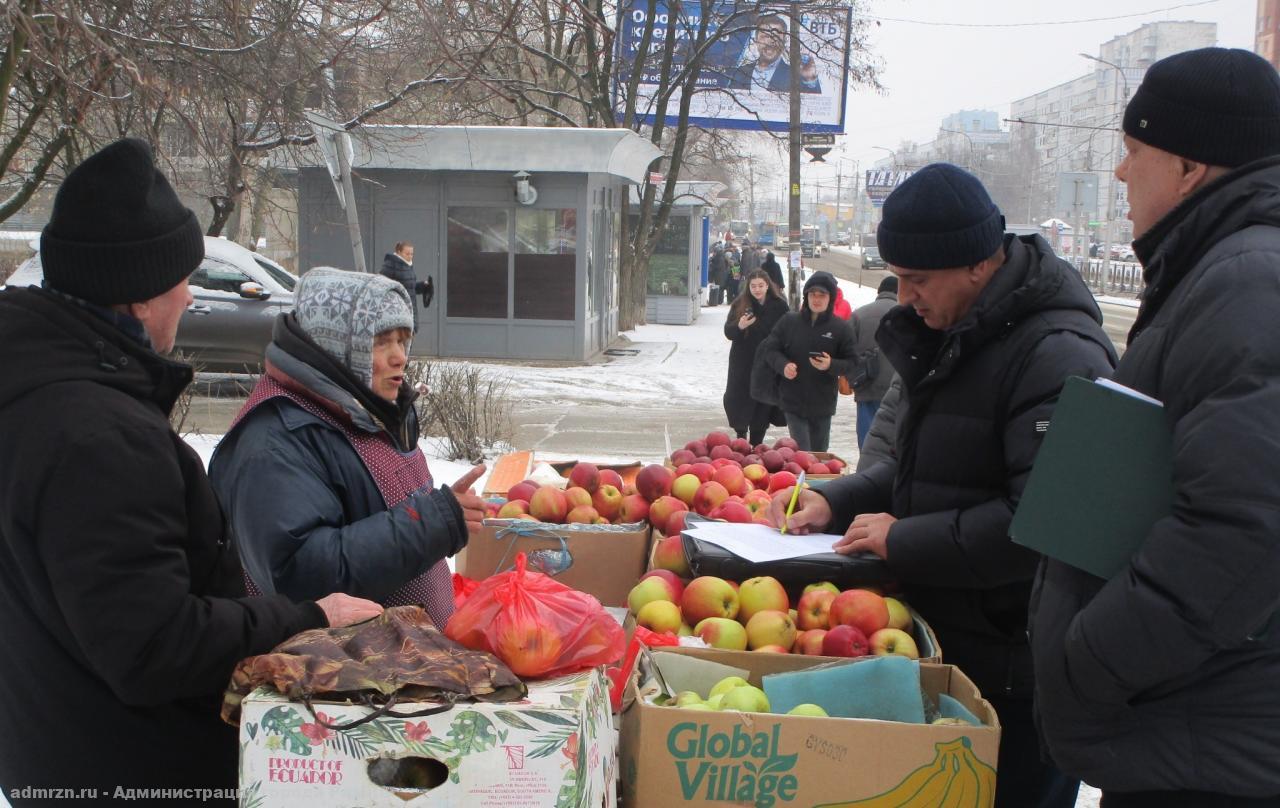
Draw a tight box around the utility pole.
[834,168,842,242]
[747,158,758,231]
[787,1,803,308]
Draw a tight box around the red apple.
[773,437,799,451]
[669,449,696,467]
[753,443,770,455]
[650,536,691,578]
[743,454,762,467]
[681,576,740,624]
[760,450,784,472]
[640,568,686,601]
[566,504,599,524]
[767,470,798,495]
[797,628,828,655]
[507,479,539,504]
[753,644,791,654]
[649,495,689,534]
[712,464,746,495]
[783,462,805,476]
[742,490,772,517]
[794,451,816,469]
[689,462,715,483]
[564,486,593,510]
[709,444,734,461]
[743,464,769,486]
[685,439,708,458]
[705,431,731,450]
[497,499,530,519]
[807,462,831,475]
[693,481,730,516]
[825,459,845,474]
[635,464,674,502]
[666,509,695,534]
[619,494,650,524]
[796,589,836,630]
[777,446,796,462]
[830,589,891,637]
[568,462,601,493]
[822,624,870,658]
[600,469,625,490]
[729,437,752,454]
[711,500,753,523]
[528,486,569,523]
[592,484,623,521]
[738,576,789,622]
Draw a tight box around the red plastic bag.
[444,552,625,679]
[452,572,480,609]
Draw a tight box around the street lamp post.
[872,145,897,168]
[939,128,976,175]
[1080,52,1131,294]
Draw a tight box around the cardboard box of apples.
[626,568,941,665]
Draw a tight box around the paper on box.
[239,668,615,807]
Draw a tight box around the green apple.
[803,581,841,597]
[708,675,750,700]
[675,691,705,707]
[681,703,714,711]
[786,703,829,717]
[706,694,726,710]
[721,684,771,713]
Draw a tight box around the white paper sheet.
[684,521,844,563]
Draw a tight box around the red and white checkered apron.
[231,372,454,628]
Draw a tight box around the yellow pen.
[780,471,806,535]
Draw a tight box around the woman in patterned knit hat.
[210,267,485,628]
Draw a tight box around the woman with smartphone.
[723,270,790,445]
[754,271,856,451]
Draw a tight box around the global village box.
[618,646,1000,808]
[238,667,616,807]
[456,519,652,608]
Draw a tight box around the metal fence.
[1067,256,1145,296]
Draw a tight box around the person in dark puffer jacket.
[1030,48,1280,807]
[379,241,428,332]
[754,270,856,451]
[723,269,790,445]
[767,164,1116,808]
[0,139,381,807]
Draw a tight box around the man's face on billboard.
[756,18,785,65]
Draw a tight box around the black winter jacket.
[723,294,789,431]
[855,374,901,473]
[1031,157,1280,795]
[379,252,420,330]
[815,234,1116,698]
[0,287,325,803]
[756,305,857,419]
[761,255,785,291]
[209,316,468,604]
[850,290,898,401]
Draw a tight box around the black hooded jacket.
[755,272,857,418]
[815,234,1116,698]
[0,286,325,802]
[379,252,420,330]
[723,291,789,430]
[1031,157,1280,795]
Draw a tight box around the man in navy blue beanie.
[770,162,1117,808]
[1032,48,1280,807]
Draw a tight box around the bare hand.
[809,352,831,371]
[316,593,384,627]
[738,313,756,330]
[833,512,897,558]
[451,464,488,535]
[767,486,832,534]
[783,362,798,380]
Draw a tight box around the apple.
[694,617,748,651]
[869,627,920,659]
[671,473,701,506]
[742,463,769,487]
[760,450,785,473]
[650,534,691,577]
[709,675,750,700]
[753,644,790,654]
[665,509,695,534]
[649,495,689,534]
[742,489,773,517]
[807,462,831,475]
[795,589,835,630]
[705,431,731,450]
[743,454,762,467]
[640,568,685,601]
[713,464,745,494]
[803,581,841,597]
[565,504,599,524]
[564,486,593,510]
[783,461,805,476]
[692,481,730,516]
[794,451,816,469]
[685,439,708,458]
[777,447,796,462]
[636,600,684,634]
[711,501,754,524]
[677,622,693,637]
[529,486,569,523]
[738,576,789,622]
[706,694,726,710]
[787,703,829,717]
[773,437,799,451]
[688,462,715,483]
[830,589,890,637]
[791,629,809,653]
[729,452,747,466]
[600,469,625,490]
[507,479,539,504]
[568,462,601,493]
[767,470,798,495]
[635,464,674,502]
[729,437,752,454]
[709,444,734,461]
[592,484,623,521]
[497,499,530,519]
[681,576,740,624]
[675,691,704,707]
[797,628,827,655]
[492,620,565,677]
[669,449,696,467]
[619,494,650,524]
[744,609,797,651]
[720,684,770,713]
[822,624,870,658]
[627,575,679,615]
[884,596,913,632]
[752,443,770,455]
[825,459,845,474]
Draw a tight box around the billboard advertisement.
[615,1,852,133]
[865,169,914,208]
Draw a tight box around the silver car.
[5,236,296,371]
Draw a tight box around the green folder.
[1010,376,1173,580]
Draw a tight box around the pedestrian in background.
[768,163,1115,808]
[723,269,789,445]
[379,240,430,333]
[755,270,856,451]
[0,139,381,804]
[211,268,486,629]
[849,275,898,448]
[761,249,785,290]
[708,246,728,305]
[1031,48,1280,808]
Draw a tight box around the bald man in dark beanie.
[0,139,381,805]
[1031,48,1280,806]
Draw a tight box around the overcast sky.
[776,0,1257,190]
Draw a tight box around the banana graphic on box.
[815,736,997,808]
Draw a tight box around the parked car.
[5,236,297,371]
[1109,244,1136,262]
[862,247,886,270]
